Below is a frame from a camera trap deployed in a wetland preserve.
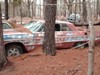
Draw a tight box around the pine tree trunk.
[27,0,31,17]
[43,0,57,56]
[63,1,66,17]
[43,0,46,19]
[31,1,33,18]
[33,0,36,17]
[13,1,15,18]
[20,2,22,24]
[5,0,9,20]
[87,1,95,75]
[68,0,73,16]
[97,0,100,18]
[0,5,8,71]
[83,0,87,22]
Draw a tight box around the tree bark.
[13,0,15,18]
[33,0,36,17]
[43,0,46,19]
[5,0,9,20]
[0,5,8,71]
[43,0,57,56]
[27,0,31,17]
[68,0,74,16]
[20,1,22,24]
[82,0,87,22]
[87,1,95,75]
[61,0,66,17]
[31,1,33,18]
[79,0,82,15]
[96,0,100,18]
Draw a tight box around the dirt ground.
[1,18,100,75]
[0,44,100,75]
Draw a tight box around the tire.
[6,45,23,56]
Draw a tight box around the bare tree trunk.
[43,0,46,19]
[83,0,87,22]
[27,0,31,17]
[74,0,77,23]
[96,0,100,19]
[68,0,74,16]
[13,1,15,18]
[63,1,67,17]
[61,0,66,17]
[60,0,63,16]
[5,0,9,20]
[79,0,82,15]
[20,2,22,24]
[93,0,96,20]
[39,0,42,18]
[31,1,33,18]
[43,0,57,56]
[87,0,95,75]
[33,0,36,17]
[0,5,8,70]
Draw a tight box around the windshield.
[24,21,36,28]
[28,21,43,32]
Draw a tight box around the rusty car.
[2,21,34,56]
[24,20,92,48]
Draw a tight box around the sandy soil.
[0,44,100,75]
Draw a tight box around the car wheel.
[6,45,23,56]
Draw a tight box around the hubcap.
[7,48,20,56]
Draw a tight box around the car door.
[55,23,76,48]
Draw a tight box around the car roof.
[37,20,73,24]
[36,20,77,31]
[3,21,32,34]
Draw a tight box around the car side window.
[41,23,71,32]
[3,23,12,29]
[60,24,71,31]
[55,24,60,31]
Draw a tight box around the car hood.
[3,29,34,40]
[3,29,28,34]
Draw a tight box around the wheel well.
[5,42,27,53]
